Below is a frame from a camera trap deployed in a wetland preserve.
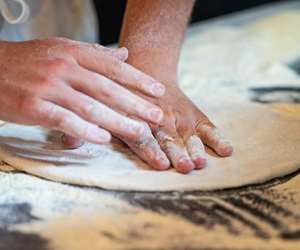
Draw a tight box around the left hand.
[121,82,233,173]
[63,82,233,174]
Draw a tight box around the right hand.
[0,38,165,144]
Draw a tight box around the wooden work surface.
[0,1,300,250]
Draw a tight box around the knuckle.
[39,74,55,85]
[136,136,155,149]
[95,76,114,100]
[131,122,151,141]
[31,74,59,94]
[108,58,123,79]
[196,120,215,133]
[100,88,112,100]
[155,129,175,144]
[46,58,74,75]
[196,112,214,126]
[64,45,77,55]
[17,96,39,115]
[81,101,100,118]
[64,44,83,56]
[53,115,70,130]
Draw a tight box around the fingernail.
[218,142,234,156]
[215,142,233,157]
[113,47,128,61]
[193,157,207,169]
[117,47,128,53]
[177,159,195,174]
[149,108,163,123]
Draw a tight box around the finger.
[186,135,207,169]
[27,99,111,144]
[119,125,170,170]
[101,47,128,62]
[156,130,195,174]
[61,134,84,149]
[68,66,163,124]
[46,85,149,141]
[82,44,129,62]
[68,44,165,97]
[50,38,129,62]
[197,124,233,157]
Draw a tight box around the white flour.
[0,10,299,250]
[0,11,300,192]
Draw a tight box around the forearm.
[120,0,195,84]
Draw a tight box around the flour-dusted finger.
[72,43,129,62]
[67,44,165,97]
[75,43,129,62]
[95,46,128,62]
[186,135,207,169]
[68,67,163,124]
[24,99,111,144]
[197,123,233,157]
[120,124,170,170]
[47,37,129,62]
[47,86,149,141]
[156,130,195,174]
[100,58,166,97]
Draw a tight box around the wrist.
[124,48,179,85]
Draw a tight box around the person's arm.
[119,0,233,174]
[120,0,194,84]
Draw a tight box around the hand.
[111,0,232,173]
[122,83,233,173]
[64,82,233,174]
[0,38,165,144]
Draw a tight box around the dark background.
[93,0,287,45]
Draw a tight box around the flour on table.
[248,11,300,62]
[179,12,300,104]
[0,11,300,191]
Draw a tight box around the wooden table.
[0,1,299,249]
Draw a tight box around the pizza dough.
[0,102,299,192]
[0,11,300,191]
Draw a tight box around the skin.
[119,0,233,173]
[0,37,166,144]
[66,0,233,174]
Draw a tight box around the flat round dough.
[0,102,299,192]
[1,11,300,192]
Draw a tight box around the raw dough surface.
[0,102,299,191]
[0,11,300,191]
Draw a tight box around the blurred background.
[93,0,286,45]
